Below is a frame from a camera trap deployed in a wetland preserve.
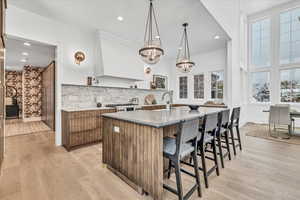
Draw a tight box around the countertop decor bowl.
[188,105,200,111]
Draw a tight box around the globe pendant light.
[176,23,195,73]
[139,0,164,65]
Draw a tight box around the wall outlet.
[113,126,120,133]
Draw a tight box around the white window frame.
[210,70,224,100]
[194,74,204,99]
[247,3,300,105]
[179,76,188,99]
[249,17,272,69]
[249,70,271,104]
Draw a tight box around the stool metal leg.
[217,135,224,168]
[224,131,232,160]
[174,160,183,200]
[230,127,237,156]
[191,150,202,197]
[236,126,242,151]
[212,139,220,176]
[200,147,209,188]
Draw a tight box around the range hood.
[94,31,144,83]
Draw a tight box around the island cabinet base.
[102,117,178,200]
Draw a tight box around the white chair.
[276,104,295,133]
[269,105,292,139]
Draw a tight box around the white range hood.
[94,30,144,84]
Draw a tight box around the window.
[179,76,188,99]
[250,72,270,103]
[280,8,300,65]
[194,74,204,99]
[251,19,271,68]
[280,68,300,102]
[211,71,224,99]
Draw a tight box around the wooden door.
[42,61,55,130]
[0,0,6,170]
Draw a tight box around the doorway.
[5,36,56,137]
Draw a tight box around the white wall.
[200,0,242,107]
[6,6,97,85]
[95,31,171,89]
[200,0,250,127]
[170,48,227,104]
[6,5,100,146]
[6,6,173,145]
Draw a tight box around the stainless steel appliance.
[105,103,139,112]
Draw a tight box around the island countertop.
[102,106,226,128]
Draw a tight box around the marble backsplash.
[62,84,168,109]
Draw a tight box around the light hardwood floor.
[0,128,300,200]
[5,120,51,137]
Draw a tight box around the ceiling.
[241,0,296,15]
[8,0,230,57]
[5,37,55,71]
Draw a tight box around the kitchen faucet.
[162,91,173,110]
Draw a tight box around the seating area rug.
[243,122,300,145]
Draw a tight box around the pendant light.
[176,23,195,73]
[139,0,164,65]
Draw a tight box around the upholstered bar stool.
[215,109,231,168]
[229,107,242,155]
[163,118,202,200]
[198,112,220,188]
[181,113,220,188]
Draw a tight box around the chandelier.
[176,23,195,73]
[139,0,164,65]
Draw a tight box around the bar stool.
[181,113,220,188]
[198,112,220,188]
[229,107,242,155]
[216,109,231,168]
[164,118,202,200]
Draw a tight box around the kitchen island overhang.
[101,107,225,200]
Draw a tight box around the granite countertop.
[61,107,115,112]
[102,106,226,128]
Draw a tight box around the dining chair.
[276,104,295,134]
[164,118,202,200]
[269,105,292,139]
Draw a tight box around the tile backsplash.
[62,84,168,109]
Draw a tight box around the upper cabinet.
[94,31,145,81]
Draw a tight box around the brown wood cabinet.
[0,0,6,171]
[62,108,116,151]
[42,61,55,130]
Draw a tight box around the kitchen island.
[102,106,225,200]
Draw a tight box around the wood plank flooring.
[5,120,51,137]
[0,126,300,200]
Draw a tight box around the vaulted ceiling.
[8,0,230,57]
[241,0,296,14]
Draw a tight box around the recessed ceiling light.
[24,42,31,46]
[22,52,29,56]
[20,58,27,62]
[117,16,124,21]
[214,35,220,40]
[155,35,160,39]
